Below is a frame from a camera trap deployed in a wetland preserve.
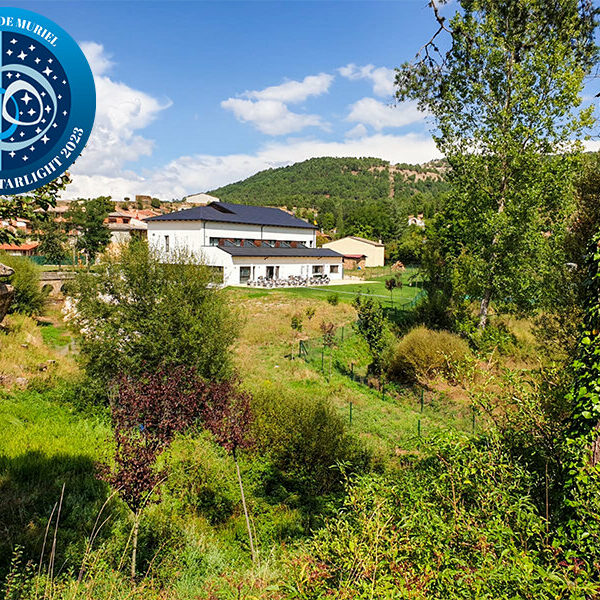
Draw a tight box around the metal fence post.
[349,401,353,425]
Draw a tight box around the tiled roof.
[0,242,40,251]
[145,202,317,230]
[218,246,342,258]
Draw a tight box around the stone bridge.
[40,271,76,296]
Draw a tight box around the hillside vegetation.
[209,157,449,242]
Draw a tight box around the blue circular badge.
[0,8,95,194]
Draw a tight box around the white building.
[146,202,343,286]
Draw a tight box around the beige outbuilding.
[322,236,385,268]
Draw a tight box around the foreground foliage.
[66,241,238,390]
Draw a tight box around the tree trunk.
[478,288,492,330]
[234,451,256,564]
[131,511,140,581]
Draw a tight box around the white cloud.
[65,132,441,200]
[244,73,334,103]
[221,73,333,136]
[73,42,171,177]
[339,63,396,97]
[347,97,424,130]
[345,123,368,139]
[221,98,327,135]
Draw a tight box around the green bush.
[66,240,238,388]
[289,435,600,599]
[251,388,370,510]
[0,253,48,316]
[386,325,471,382]
[326,293,339,306]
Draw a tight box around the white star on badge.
[22,155,28,161]
[27,108,35,116]
[35,127,41,134]
[19,131,24,137]
[15,73,20,79]
[42,135,49,144]
[43,66,52,76]
[44,105,51,113]
[6,73,12,79]
[29,145,34,151]
[63,110,67,116]
[9,151,15,157]
[17,51,27,61]
[10,39,16,45]
[48,58,53,63]
[57,94,62,100]
[21,92,32,105]
[6,49,12,56]
[62,80,66,84]
[34,58,40,64]
[52,123,57,128]
[28,45,35,51]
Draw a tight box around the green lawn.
[231,268,425,309]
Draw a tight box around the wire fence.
[295,315,481,437]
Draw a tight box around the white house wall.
[147,219,339,286]
[229,256,343,286]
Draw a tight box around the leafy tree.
[34,216,68,266]
[396,0,598,329]
[353,294,388,376]
[150,198,161,209]
[0,174,71,245]
[66,240,238,390]
[0,253,47,315]
[66,197,113,262]
[108,366,247,578]
[385,276,401,307]
[562,230,600,565]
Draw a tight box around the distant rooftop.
[145,202,317,230]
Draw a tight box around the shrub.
[66,240,238,387]
[0,253,48,316]
[326,293,339,306]
[251,389,370,510]
[288,435,600,599]
[386,325,471,382]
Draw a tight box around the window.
[330,265,339,274]
[164,235,170,252]
[279,241,291,248]
[239,266,251,283]
[209,237,219,246]
[312,265,324,274]
[233,238,242,247]
[262,240,275,247]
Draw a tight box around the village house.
[145,202,344,286]
[105,211,148,246]
[0,242,40,257]
[322,236,385,268]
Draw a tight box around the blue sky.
[7,1,598,200]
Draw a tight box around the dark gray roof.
[219,246,342,258]
[145,202,317,230]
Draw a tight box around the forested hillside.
[209,157,449,242]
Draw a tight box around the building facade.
[322,236,385,268]
[146,202,343,286]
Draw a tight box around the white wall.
[147,219,316,252]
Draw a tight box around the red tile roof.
[0,242,40,251]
